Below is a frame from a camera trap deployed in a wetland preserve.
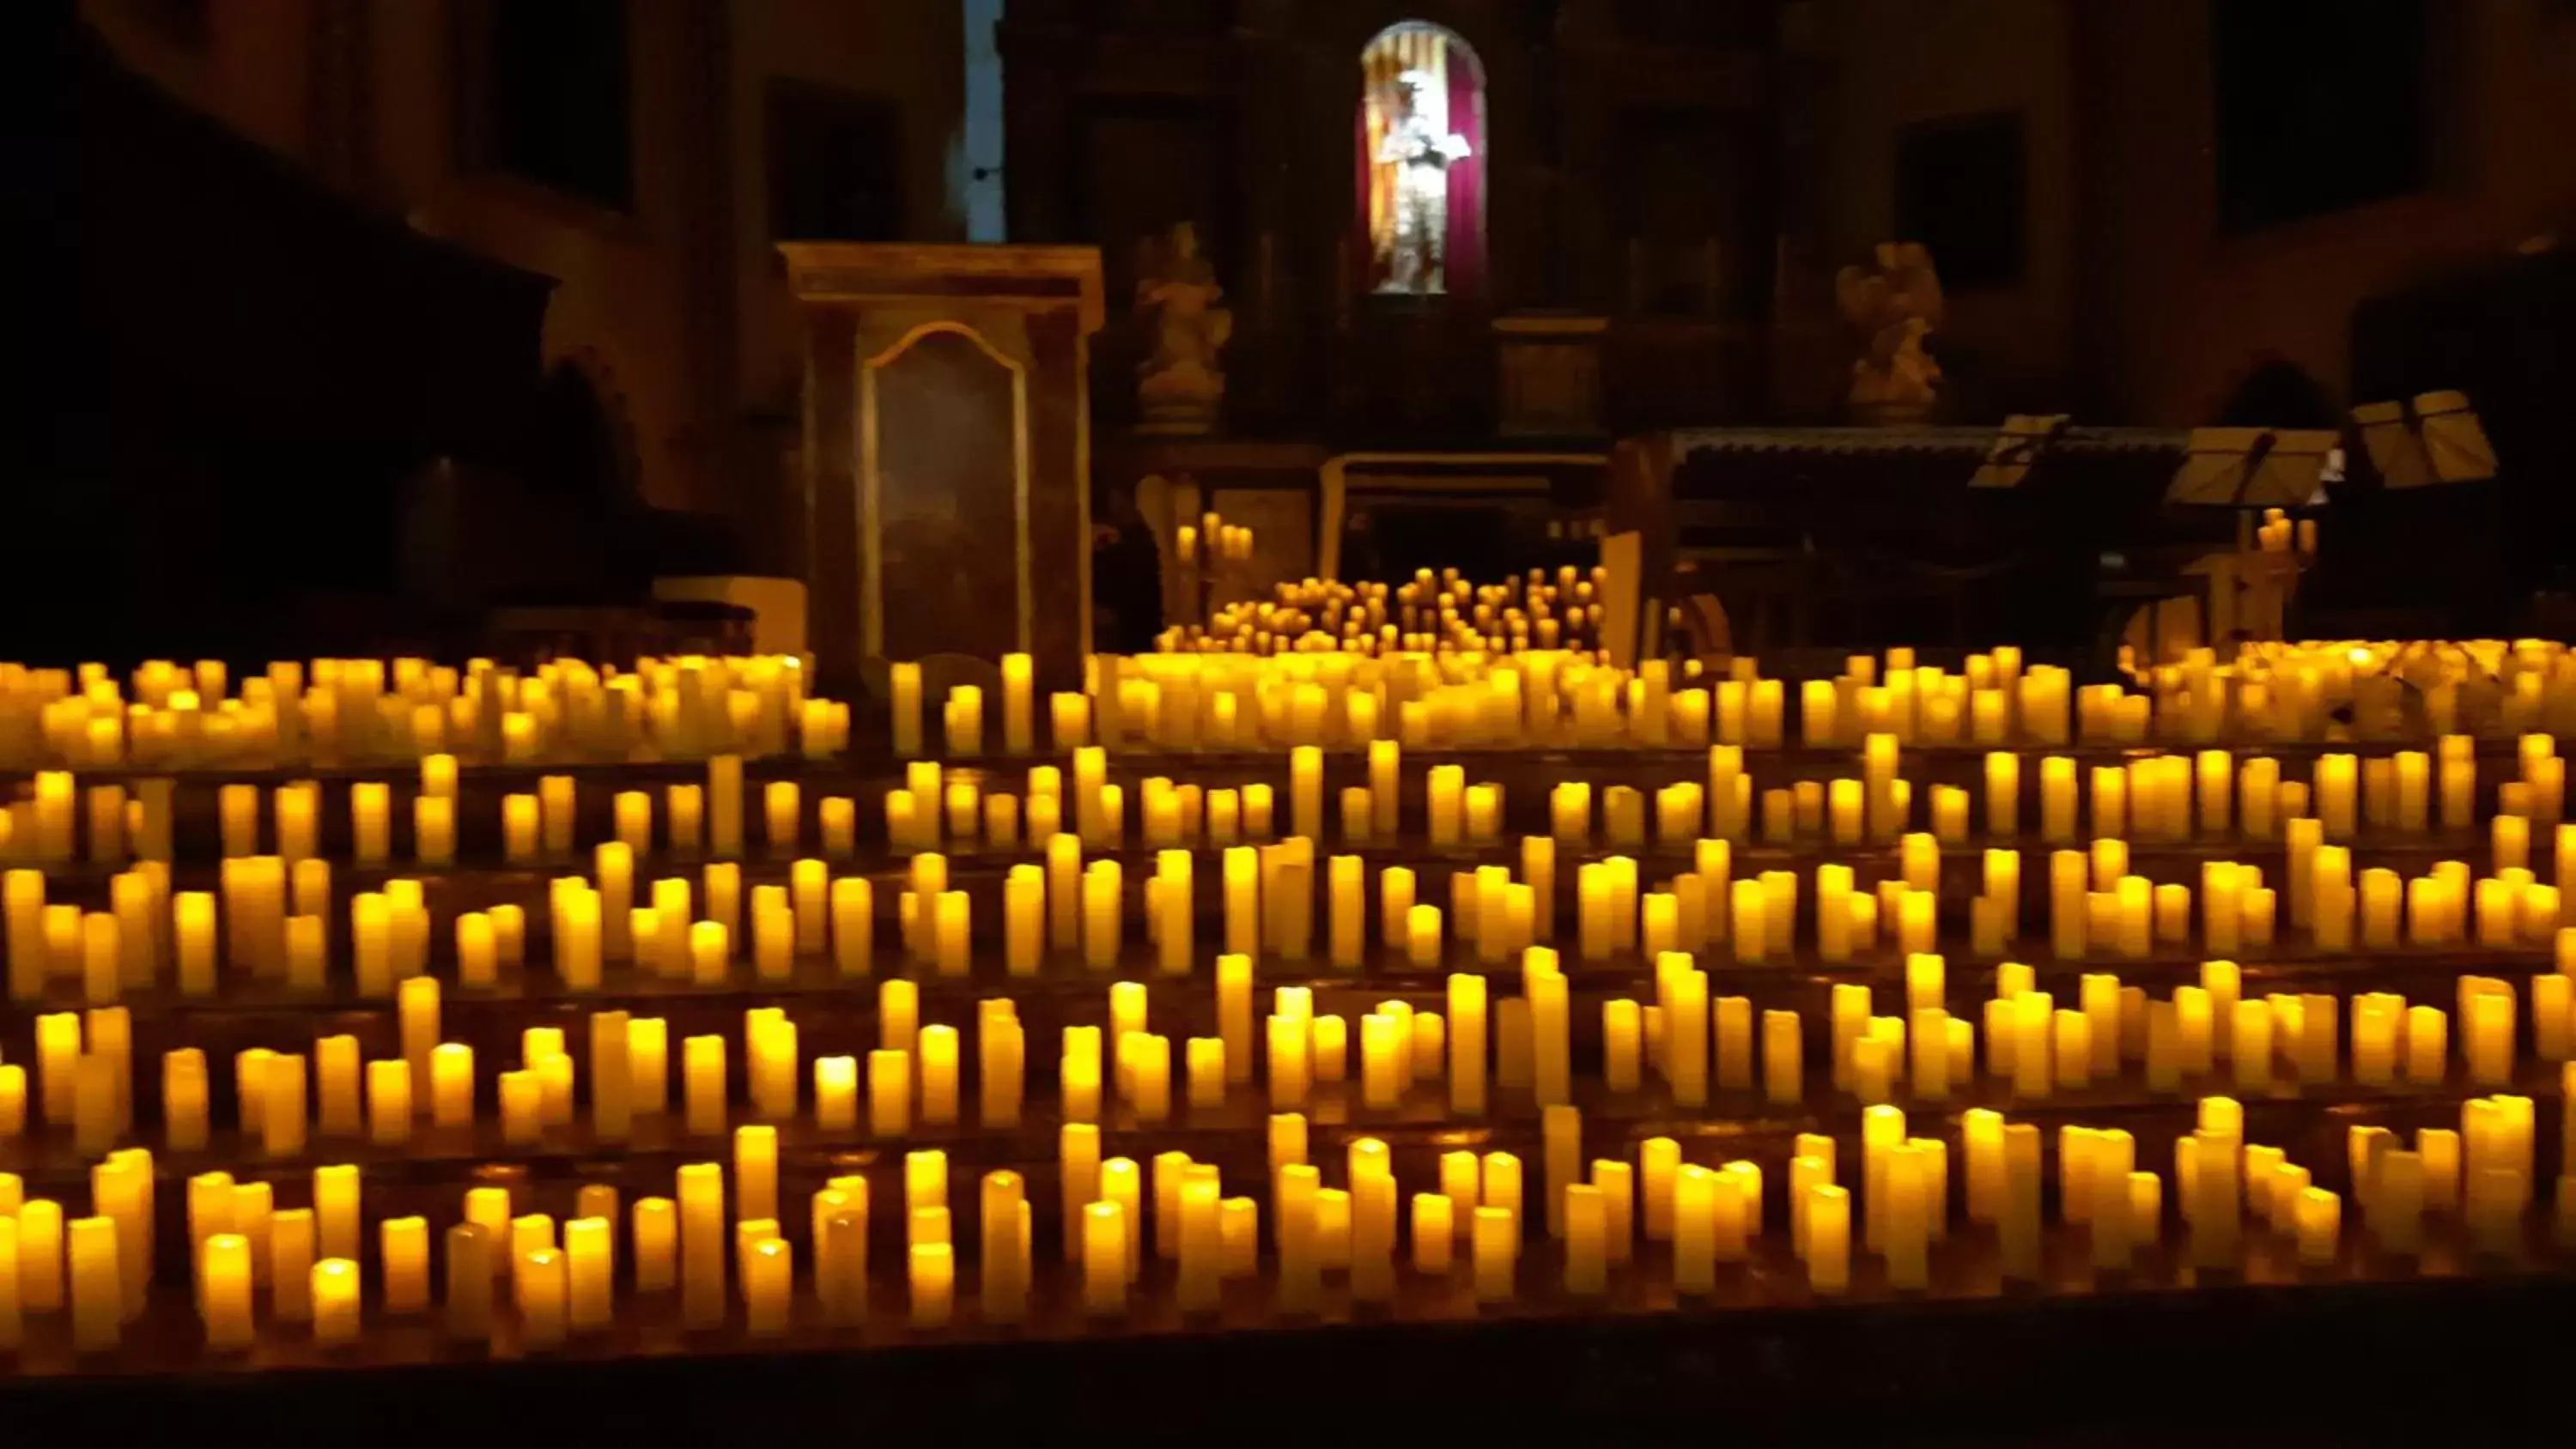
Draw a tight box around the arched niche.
[1357,21,1487,299]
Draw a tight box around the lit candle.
[2041,756,2076,842]
[1471,1205,1516,1303]
[665,782,706,859]
[2295,1186,2341,1268]
[501,792,539,864]
[1406,904,1443,967]
[1805,1184,1851,1294]
[945,685,984,758]
[870,1048,912,1137]
[1427,766,1464,849]
[1083,859,1121,969]
[744,1235,791,1336]
[1050,692,1091,751]
[514,1246,568,1350]
[1081,1202,1127,1316]
[305,1256,359,1347]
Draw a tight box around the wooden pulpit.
[780,244,1104,692]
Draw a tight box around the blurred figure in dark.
[1091,480,1165,653]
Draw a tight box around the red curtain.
[1354,92,1375,294]
[1444,51,1485,303]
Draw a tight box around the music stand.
[1969,414,2072,488]
[2351,390,2495,488]
[2165,428,2339,647]
[2166,427,2340,509]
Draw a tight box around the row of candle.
[1163,567,1612,659]
[2132,640,2576,746]
[13,808,2576,1021]
[1,655,843,773]
[1,757,791,873]
[6,949,2569,1166]
[1072,639,2576,756]
[9,635,2566,781]
[0,733,2557,905]
[1170,512,1255,568]
[2,1078,2565,1360]
[0,981,1006,1155]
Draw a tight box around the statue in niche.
[1375,70,1472,295]
[1133,221,1231,434]
[1836,241,1947,423]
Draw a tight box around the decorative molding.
[780,243,1109,333]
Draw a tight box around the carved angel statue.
[1133,221,1232,433]
[1835,241,1946,418]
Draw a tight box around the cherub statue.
[1836,241,1947,420]
[1133,221,1232,433]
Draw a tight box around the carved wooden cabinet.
[781,243,1104,691]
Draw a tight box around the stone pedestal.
[781,244,1103,690]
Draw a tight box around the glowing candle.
[1427,765,1464,849]
[410,792,456,875]
[1472,1205,1516,1303]
[2464,985,2515,1087]
[1405,903,1443,967]
[2039,757,2077,843]
[1309,1014,1347,1082]
[1080,859,1122,969]
[944,684,985,759]
[1079,1202,1128,1316]
[1805,1184,1851,1294]
[501,793,539,864]
[2295,1186,2341,1268]
[505,1246,565,1350]
[867,1047,913,1137]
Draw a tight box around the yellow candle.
[1309,1013,1348,1082]
[944,684,984,759]
[1805,1183,1851,1293]
[509,1246,566,1350]
[252,1204,313,1324]
[349,1215,422,1322]
[252,1051,305,1157]
[2295,1186,2341,1268]
[731,1233,787,1337]
[793,1051,851,1131]
[680,1034,726,1135]
[60,1214,123,1354]
[1470,1204,1517,1303]
[1075,858,1121,969]
[1393,902,1439,967]
[1186,1035,1226,1112]
[868,1047,912,1137]
[184,1228,254,1350]
[497,791,538,864]
[2040,756,2077,842]
[419,1040,471,1128]
[301,1256,358,1347]
[447,1228,499,1342]
[158,1046,208,1150]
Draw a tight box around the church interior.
[3,0,2575,1435]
